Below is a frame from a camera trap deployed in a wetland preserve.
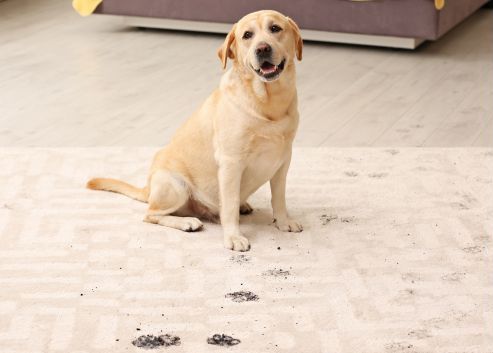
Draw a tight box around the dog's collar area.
[253,59,286,81]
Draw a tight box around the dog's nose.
[255,42,272,56]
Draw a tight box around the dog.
[87,10,303,251]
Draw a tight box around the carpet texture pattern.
[0,147,492,353]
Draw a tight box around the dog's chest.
[241,121,295,196]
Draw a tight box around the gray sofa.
[94,0,490,48]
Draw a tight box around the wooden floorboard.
[474,115,493,147]
[373,11,493,147]
[0,0,491,147]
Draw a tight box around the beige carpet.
[0,147,492,353]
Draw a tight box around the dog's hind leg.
[144,170,203,232]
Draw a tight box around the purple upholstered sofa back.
[95,0,489,40]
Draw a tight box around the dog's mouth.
[252,59,286,81]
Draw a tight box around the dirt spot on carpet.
[441,272,466,282]
[230,254,251,265]
[225,291,259,303]
[207,334,240,346]
[407,329,432,339]
[344,171,358,177]
[321,214,355,225]
[340,216,355,223]
[384,341,414,352]
[132,334,180,349]
[262,268,291,278]
[320,214,338,225]
[368,172,388,178]
[451,193,479,211]
[401,273,421,284]
[404,288,415,296]
[393,288,416,305]
[450,202,469,210]
[461,193,478,204]
[462,246,483,254]
[448,310,470,323]
[422,317,446,329]
[422,310,470,329]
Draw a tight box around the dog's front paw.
[274,218,303,233]
[224,234,251,252]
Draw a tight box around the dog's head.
[217,10,303,82]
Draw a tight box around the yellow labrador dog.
[87,10,303,251]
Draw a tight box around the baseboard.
[114,15,425,50]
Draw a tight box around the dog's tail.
[86,178,148,203]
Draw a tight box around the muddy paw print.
[207,334,240,346]
[225,291,259,302]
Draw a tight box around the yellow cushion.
[72,0,103,16]
[435,0,445,10]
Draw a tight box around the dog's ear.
[217,24,237,69]
[287,17,303,61]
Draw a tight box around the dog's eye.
[242,31,253,40]
[270,25,282,33]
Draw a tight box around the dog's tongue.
[261,62,276,74]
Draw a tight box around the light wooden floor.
[0,0,492,147]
